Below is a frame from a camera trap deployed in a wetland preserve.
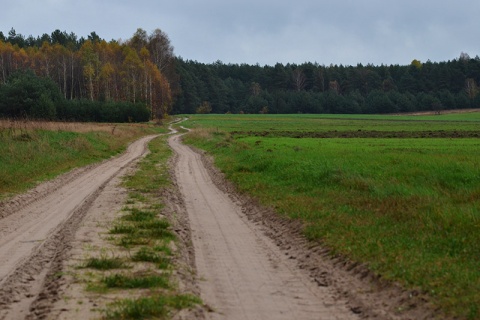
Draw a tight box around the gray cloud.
[2,0,480,66]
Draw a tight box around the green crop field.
[182,113,480,134]
[182,113,480,319]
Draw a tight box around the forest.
[1,27,480,119]
[173,55,480,114]
[0,28,175,121]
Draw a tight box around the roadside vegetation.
[80,131,200,319]
[182,113,480,319]
[0,119,167,199]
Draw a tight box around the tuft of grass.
[121,208,157,222]
[154,243,173,256]
[127,192,148,203]
[112,220,173,248]
[104,294,201,320]
[103,273,170,289]
[117,235,152,248]
[137,219,170,230]
[156,257,171,270]
[111,213,174,248]
[82,256,128,270]
[133,247,163,262]
[131,247,172,270]
[110,223,137,235]
[138,220,175,240]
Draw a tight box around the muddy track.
[0,134,159,319]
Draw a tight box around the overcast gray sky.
[2,0,480,66]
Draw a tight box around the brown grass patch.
[0,120,155,143]
[0,119,116,134]
[187,127,216,140]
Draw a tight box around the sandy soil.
[0,124,443,320]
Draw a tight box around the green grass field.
[182,113,480,319]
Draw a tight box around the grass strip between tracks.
[110,134,199,319]
[182,114,480,319]
[77,130,200,319]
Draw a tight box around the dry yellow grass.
[189,127,215,139]
[0,119,116,133]
[0,119,165,197]
[0,119,158,142]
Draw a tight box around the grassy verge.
[182,114,480,319]
[81,133,200,319]
[0,120,167,198]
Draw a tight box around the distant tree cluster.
[0,70,150,122]
[0,28,175,121]
[173,55,480,114]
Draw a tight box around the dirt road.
[0,126,437,320]
[169,134,359,320]
[0,134,158,319]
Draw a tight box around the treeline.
[0,28,175,121]
[0,28,97,50]
[3,27,480,117]
[173,55,480,114]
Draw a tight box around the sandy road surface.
[169,134,360,320]
[0,134,158,319]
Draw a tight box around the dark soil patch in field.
[231,130,480,139]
